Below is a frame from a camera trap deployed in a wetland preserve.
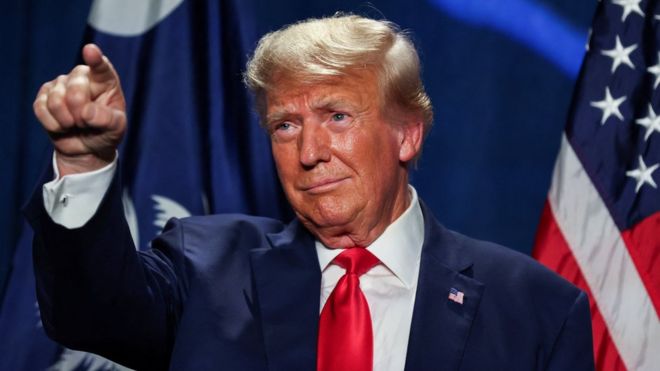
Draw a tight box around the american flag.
[533,0,660,370]
[448,287,464,305]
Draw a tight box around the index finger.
[82,43,114,82]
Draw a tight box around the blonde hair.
[244,14,433,136]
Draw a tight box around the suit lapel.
[250,219,321,371]
[404,204,485,371]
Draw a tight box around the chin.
[311,199,360,228]
[290,190,362,224]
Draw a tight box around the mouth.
[300,177,350,194]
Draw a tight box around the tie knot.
[333,247,379,276]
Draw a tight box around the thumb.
[82,102,125,131]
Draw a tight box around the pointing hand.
[33,43,127,176]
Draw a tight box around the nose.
[299,122,331,167]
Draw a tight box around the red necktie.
[317,247,380,371]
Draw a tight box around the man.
[28,15,594,370]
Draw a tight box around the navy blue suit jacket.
[26,170,594,370]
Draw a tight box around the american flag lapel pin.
[448,287,465,304]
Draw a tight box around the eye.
[270,121,298,142]
[271,121,294,134]
[331,113,347,122]
[277,122,292,131]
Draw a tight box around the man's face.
[265,69,422,248]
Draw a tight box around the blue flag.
[87,0,290,249]
[0,0,289,369]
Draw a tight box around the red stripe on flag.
[621,212,660,316]
[533,202,627,371]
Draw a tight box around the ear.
[398,119,424,163]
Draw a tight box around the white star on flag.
[626,156,659,193]
[612,0,645,22]
[601,36,637,73]
[590,87,626,124]
[636,104,660,141]
[647,52,660,88]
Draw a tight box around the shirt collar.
[315,186,424,288]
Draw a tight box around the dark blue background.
[0,0,597,302]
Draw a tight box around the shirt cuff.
[42,152,117,229]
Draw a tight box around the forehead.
[264,69,381,115]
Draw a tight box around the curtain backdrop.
[0,0,596,309]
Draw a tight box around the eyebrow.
[265,111,292,125]
[266,97,357,123]
[312,97,356,111]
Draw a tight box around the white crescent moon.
[88,0,184,37]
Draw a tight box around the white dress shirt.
[44,155,425,371]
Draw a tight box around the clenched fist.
[33,43,127,177]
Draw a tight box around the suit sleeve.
[25,164,187,371]
[545,290,595,371]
